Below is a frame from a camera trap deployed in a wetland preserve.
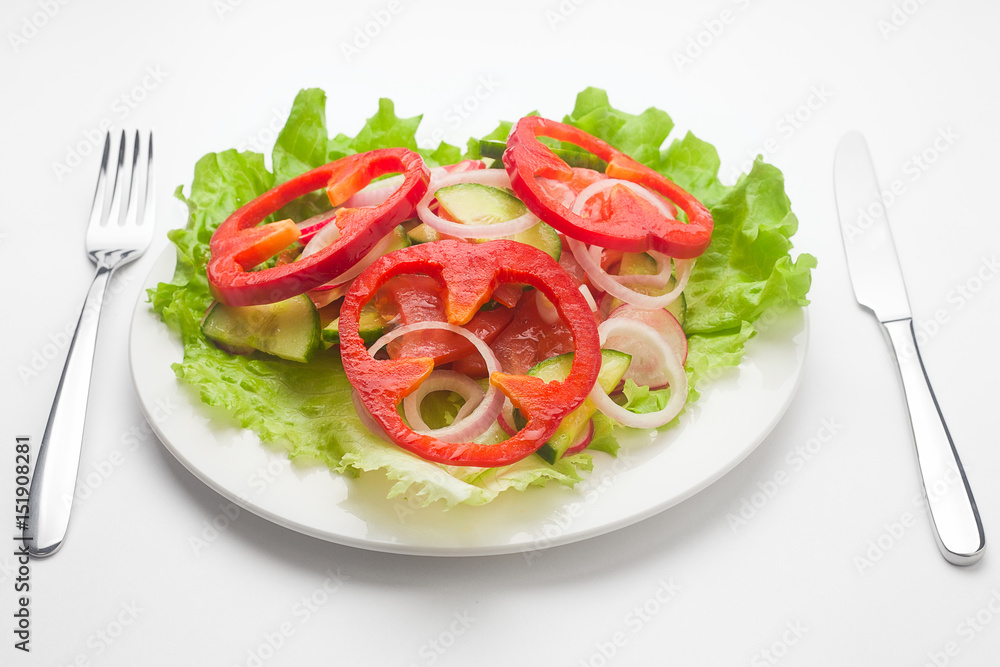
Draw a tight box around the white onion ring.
[590,319,687,429]
[568,182,693,308]
[605,306,687,389]
[568,236,693,309]
[402,370,485,434]
[341,162,482,209]
[342,174,404,208]
[367,321,503,443]
[416,170,541,238]
[300,225,396,293]
[300,215,342,259]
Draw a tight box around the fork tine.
[140,131,155,228]
[86,133,112,230]
[124,130,142,227]
[103,130,127,227]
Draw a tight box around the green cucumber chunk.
[384,224,411,253]
[322,302,387,348]
[436,182,525,226]
[202,294,320,363]
[479,139,608,172]
[613,252,687,327]
[434,182,561,261]
[407,223,440,245]
[528,349,631,464]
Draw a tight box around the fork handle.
[25,264,113,557]
[882,318,986,565]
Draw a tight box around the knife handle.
[882,318,985,565]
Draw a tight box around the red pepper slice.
[339,240,601,466]
[503,116,713,259]
[375,274,515,365]
[207,148,429,306]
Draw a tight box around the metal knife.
[834,132,985,565]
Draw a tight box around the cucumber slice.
[612,253,687,327]
[618,252,658,276]
[479,139,608,172]
[434,182,561,261]
[202,295,320,363]
[526,349,632,463]
[322,302,386,348]
[436,183,526,226]
[407,223,440,245]
[385,224,412,253]
[509,221,561,261]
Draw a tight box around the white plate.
[130,247,808,556]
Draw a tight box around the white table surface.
[3,0,999,664]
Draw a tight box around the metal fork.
[25,131,154,557]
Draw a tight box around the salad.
[150,87,815,508]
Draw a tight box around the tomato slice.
[458,291,577,377]
[375,275,514,364]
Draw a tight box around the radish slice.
[416,170,541,238]
[565,420,595,455]
[590,319,687,429]
[498,399,517,436]
[402,370,485,435]
[367,321,502,443]
[568,236,693,309]
[606,305,687,388]
[297,210,339,243]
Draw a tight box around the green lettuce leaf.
[149,86,814,508]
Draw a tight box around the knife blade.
[835,132,985,565]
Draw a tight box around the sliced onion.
[301,225,396,293]
[300,216,342,259]
[579,284,598,313]
[403,370,485,435]
[568,236,693,309]
[367,321,502,443]
[590,318,687,429]
[338,161,483,211]
[568,177,693,307]
[342,174,404,208]
[416,170,540,238]
[606,305,687,388]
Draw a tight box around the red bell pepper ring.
[503,116,713,259]
[207,148,430,306]
[340,240,602,467]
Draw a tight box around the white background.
[3,0,1000,665]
